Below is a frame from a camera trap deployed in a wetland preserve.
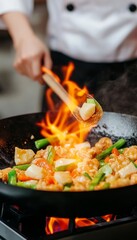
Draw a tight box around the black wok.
[0,112,137,218]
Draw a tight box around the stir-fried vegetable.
[79,98,96,121]
[8,169,17,185]
[55,158,77,171]
[25,164,44,179]
[14,147,35,165]
[35,138,50,149]
[1,137,137,192]
[16,180,37,189]
[89,164,112,190]
[46,145,55,164]
[13,164,30,170]
[35,137,58,149]
[118,162,137,178]
[96,138,126,160]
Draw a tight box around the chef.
[0,0,137,114]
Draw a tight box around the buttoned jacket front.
[0,0,137,62]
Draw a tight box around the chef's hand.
[14,34,52,84]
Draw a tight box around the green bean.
[35,136,57,149]
[118,148,125,154]
[13,164,30,170]
[63,183,72,191]
[83,172,92,180]
[96,138,126,160]
[89,172,105,190]
[16,181,36,189]
[103,182,110,189]
[35,138,50,149]
[47,146,55,164]
[63,186,71,191]
[8,169,17,185]
[89,164,112,190]
[99,160,105,167]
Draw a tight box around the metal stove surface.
[0,220,25,240]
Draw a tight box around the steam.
[85,61,137,116]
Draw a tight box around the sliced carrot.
[18,173,33,181]
[35,158,53,172]
[71,169,79,178]
[112,148,119,156]
[104,156,110,163]
[46,176,56,185]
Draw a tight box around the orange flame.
[39,63,91,145]
[75,218,96,228]
[102,214,114,222]
[46,217,69,235]
[45,215,114,235]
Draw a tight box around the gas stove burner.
[0,203,137,240]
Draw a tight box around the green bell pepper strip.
[96,138,126,161]
[89,164,112,190]
[35,136,58,149]
[8,169,17,185]
[47,146,55,164]
[16,181,36,189]
[13,164,31,170]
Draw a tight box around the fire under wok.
[0,111,137,218]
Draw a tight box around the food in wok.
[1,136,137,192]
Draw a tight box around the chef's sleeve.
[0,0,34,29]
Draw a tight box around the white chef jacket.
[0,0,137,62]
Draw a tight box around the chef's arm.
[1,12,35,47]
[0,12,52,83]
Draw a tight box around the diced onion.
[75,141,90,150]
[118,162,137,178]
[55,158,76,171]
[54,171,72,185]
[79,103,95,121]
[25,164,44,179]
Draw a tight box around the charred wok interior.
[0,112,137,240]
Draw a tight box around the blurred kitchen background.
[0,0,46,119]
